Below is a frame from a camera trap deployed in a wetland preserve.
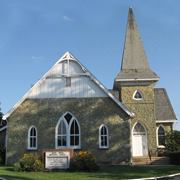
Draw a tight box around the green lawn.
[0,165,180,180]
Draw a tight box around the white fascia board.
[156,120,177,123]
[0,126,7,132]
[116,78,160,81]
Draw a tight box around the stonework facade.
[7,98,130,164]
[120,85,157,155]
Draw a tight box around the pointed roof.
[4,51,134,119]
[115,8,159,82]
[154,88,177,122]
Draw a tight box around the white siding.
[69,61,84,74]
[28,60,107,98]
[28,77,107,98]
[48,61,84,77]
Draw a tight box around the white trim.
[69,117,81,149]
[156,125,166,148]
[156,120,177,123]
[0,126,7,132]
[132,122,148,157]
[27,125,38,150]
[4,51,133,119]
[132,90,143,100]
[55,118,68,149]
[99,124,109,149]
[55,112,81,149]
[116,78,160,82]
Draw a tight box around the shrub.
[168,152,180,165]
[71,151,99,171]
[166,130,180,152]
[0,145,5,165]
[14,162,21,171]
[14,153,43,171]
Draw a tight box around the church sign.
[45,151,71,170]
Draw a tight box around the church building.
[0,8,177,165]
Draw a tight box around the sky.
[0,0,179,129]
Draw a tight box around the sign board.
[45,151,70,170]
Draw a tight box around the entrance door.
[132,123,148,156]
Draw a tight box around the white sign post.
[45,151,70,170]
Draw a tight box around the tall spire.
[115,8,159,84]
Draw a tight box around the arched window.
[57,120,67,147]
[56,112,80,149]
[99,125,109,149]
[28,126,37,150]
[133,122,146,135]
[157,126,165,147]
[133,90,143,100]
[70,119,80,147]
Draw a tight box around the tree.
[166,130,180,152]
[0,105,3,127]
[0,104,6,128]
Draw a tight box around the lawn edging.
[130,172,180,180]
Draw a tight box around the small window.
[133,90,143,100]
[133,122,146,135]
[99,125,109,149]
[65,77,71,87]
[157,126,165,147]
[28,126,37,150]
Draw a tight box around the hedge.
[168,152,180,165]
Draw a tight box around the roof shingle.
[154,88,177,121]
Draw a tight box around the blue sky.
[0,0,180,129]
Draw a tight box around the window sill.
[27,148,38,151]
[99,147,109,150]
[133,98,143,101]
[56,146,81,150]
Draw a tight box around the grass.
[0,165,180,180]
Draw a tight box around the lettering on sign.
[45,151,70,170]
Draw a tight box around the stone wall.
[120,86,157,155]
[6,97,131,165]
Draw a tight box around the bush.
[14,153,43,171]
[0,145,5,165]
[166,130,180,152]
[168,152,180,165]
[71,151,99,171]
[14,162,21,171]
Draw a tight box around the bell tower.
[114,8,159,156]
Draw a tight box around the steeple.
[114,8,159,87]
